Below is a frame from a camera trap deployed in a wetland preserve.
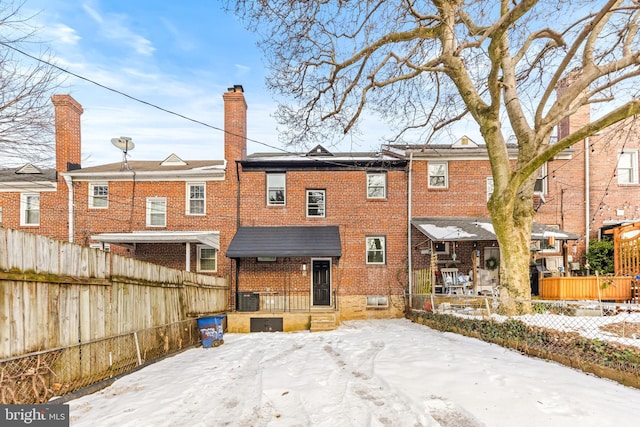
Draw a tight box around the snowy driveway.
[68,319,639,427]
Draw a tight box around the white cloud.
[47,24,81,45]
[234,64,251,75]
[81,2,155,57]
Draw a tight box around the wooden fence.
[0,228,228,359]
[539,276,632,302]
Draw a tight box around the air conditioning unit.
[237,292,260,312]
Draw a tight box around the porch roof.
[412,217,580,242]
[91,231,220,249]
[226,225,342,258]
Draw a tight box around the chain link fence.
[408,294,640,388]
[0,319,200,404]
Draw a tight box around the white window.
[367,172,386,198]
[187,183,206,215]
[197,245,217,272]
[0,207,2,226]
[20,193,40,226]
[486,177,494,201]
[89,183,108,208]
[366,236,386,264]
[366,296,389,308]
[428,162,448,188]
[267,173,286,205]
[306,189,325,217]
[146,197,166,227]
[618,151,639,184]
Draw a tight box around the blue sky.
[19,0,341,165]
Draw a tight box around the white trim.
[365,236,386,264]
[428,161,448,189]
[306,189,325,217]
[88,182,109,209]
[266,173,286,206]
[366,172,387,198]
[186,182,206,215]
[146,197,167,227]
[20,193,40,226]
[617,150,639,185]
[197,244,218,272]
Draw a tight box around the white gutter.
[585,137,590,253]
[63,175,74,243]
[407,152,413,306]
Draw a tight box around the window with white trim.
[535,163,548,194]
[267,173,286,205]
[486,177,494,201]
[187,183,206,215]
[367,172,386,198]
[197,245,217,272]
[428,162,448,188]
[618,151,639,184]
[20,193,40,226]
[306,189,325,217]
[366,236,386,264]
[146,197,166,227]
[89,183,108,208]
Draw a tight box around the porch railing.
[234,290,338,313]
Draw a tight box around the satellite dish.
[111,137,135,153]
[111,137,135,170]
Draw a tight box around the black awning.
[226,225,342,258]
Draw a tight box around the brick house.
[0,95,82,240]
[57,86,247,280]
[225,144,409,331]
[386,136,580,296]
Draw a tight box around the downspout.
[235,160,241,306]
[585,137,590,254]
[63,175,74,243]
[407,153,413,307]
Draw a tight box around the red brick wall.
[410,159,492,217]
[236,168,408,297]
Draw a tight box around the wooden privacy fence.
[539,276,632,302]
[0,228,228,359]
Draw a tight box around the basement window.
[366,296,389,309]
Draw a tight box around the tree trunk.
[490,188,535,314]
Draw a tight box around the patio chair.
[440,268,470,295]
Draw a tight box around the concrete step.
[310,314,338,332]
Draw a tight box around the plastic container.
[197,315,225,348]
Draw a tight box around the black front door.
[312,260,331,306]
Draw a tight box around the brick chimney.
[51,94,83,174]
[556,70,590,140]
[223,85,247,168]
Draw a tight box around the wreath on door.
[485,256,499,271]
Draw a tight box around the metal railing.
[235,290,338,312]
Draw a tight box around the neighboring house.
[59,86,247,279]
[226,145,409,330]
[0,95,82,240]
[385,136,579,296]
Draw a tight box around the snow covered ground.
[68,319,639,427]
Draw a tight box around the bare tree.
[0,0,61,166]
[227,0,640,305]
